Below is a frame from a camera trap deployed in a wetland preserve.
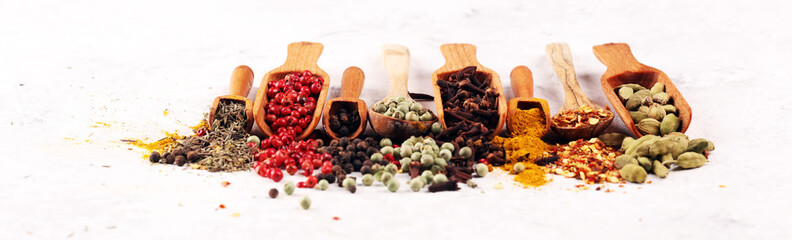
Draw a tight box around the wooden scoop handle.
[283,42,323,69]
[592,43,643,73]
[439,43,481,70]
[340,66,365,99]
[510,65,534,98]
[382,44,411,99]
[229,65,254,97]
[546,43,593,110]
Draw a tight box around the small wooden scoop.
[253,42,330,140]
[322,66,367,139]
[593,43,692,137]
[546,42,614,140]
[506,65,551,136]
[208,65,255,132]
[430,43,507,138]
[368,44,437,140]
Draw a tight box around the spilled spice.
[545,138,621,184]
[493,108,550,187]
[512,162,547,188]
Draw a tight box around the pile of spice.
[145,99,254,172]
[615,132,715,183]
[327,106,361,137]
[262,70,323,135]
[492,108,551,187]
[541,138,621,184]
[551,106,613,128]
[616,83,681,136]
[371,96,434,121]
[433,66,505,168]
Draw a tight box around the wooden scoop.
[322,66,368,139]
[593,43,692,137]
[252,42,330,140]
[430,43,507,138]
[546,42,614,140]
[368,44,437,140]
[208,65,255,132]
[506,65,551,136]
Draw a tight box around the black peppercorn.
[186,151,200,163]
[360,165,372,175]
[175,155,186,166]
[268,188,279,198]
[348,185,356,194]
[149,151,161,163]
[165,153,176,164]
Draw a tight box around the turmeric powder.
[513,162,547,187]
[508,108,547,137]
[493,108,550,187]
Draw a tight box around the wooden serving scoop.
[208,65,255,133]
[430,43,507,138]
[322,66,368,139]
[506,65,551,136]
[593,43,692,137]
[253,42,330,140]
[368,44,437,140]
[546,42,614,140]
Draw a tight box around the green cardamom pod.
[598,133,626,148]
[650,82,665,94]
[662,104,677,114]
[688,138,715,152]
[621,137,635,151]
[634,137,660,157]
[649,138,675,156]
[674,152,707,169]
[637,156,652,172]
[629,111,648,123]
[625,93,645,110]
[686,140,709,154]
[638,105,649,114]
[660,153,674,167]
[660,114,681,135]
[619,164,647,183]
[653,160,669,178]
[618,87,634,101]
[652,92,670,105]
[637,118,661,136]
[648,104,667,121]
[641,96,654,107]
[615,155,638,169]
[617,83,648,92]
[668,135,689,159]
[624,135,659,157]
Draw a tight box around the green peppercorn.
[362,174,374,186]
[422,170,434,184]
[431,122,443,134]
[434,158,447,167]
[381,172,393,184]
[439,149,452,161]
[300,196,311,210]
[475,163,488,177]
[370,153,383,162]
[400,158,411,171]
[384,163,398,174]
[380,138,392,148]
[410,152,422,161]
[374,171,384,182]
[387,179,400,192]
[430,165,443,174]
[409,179,423,192]
[284,181,296,195]
[433,174,448,184]
[420,155,434,167]
[513,163,526,174]
[342,178,355,190]
[459,147,473,158]
[419,112,433,121]
[317,179,329,191]
[246,135,260,145]
[380,146,394,155]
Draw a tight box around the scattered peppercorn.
[268,188,279,198]
[149,151,161,163]
[300,196,311,210]
[284,181,296,195]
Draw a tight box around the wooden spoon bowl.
[506,65,551,136]
[369,44,437,141]
[253,42,330,140]
[546,43,614,140]
[430,43,506,138]
[208,65,255,133]
[593,43,692,137]
[322,66,368,139]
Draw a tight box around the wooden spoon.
[430,43,507,138]
[368,44,437,140]
[506,65,551,136]
[546,42,614,140]
[593,43,692,137]
[252,42,330,140]
[322,66,368,139]
[208,65,255,133]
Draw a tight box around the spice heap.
[263,70,323,135]
[371,96,434,121]
[319,137,382,177]
[147,100,254,172]
[615,132,715,183]
[327,106,361,137]
[551,106,613,128]
[512,162,547,188]
[616,83,681,135]
[542,138,621,184]
[433,66,505,167]
[492,108,551,187]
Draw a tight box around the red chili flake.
[219,204,226,209]
[545,138,621,184]
[221,181,230,187]
[333,217,340,220]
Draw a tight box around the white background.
[1,0,791,239]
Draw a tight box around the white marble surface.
[1,0,790,239]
